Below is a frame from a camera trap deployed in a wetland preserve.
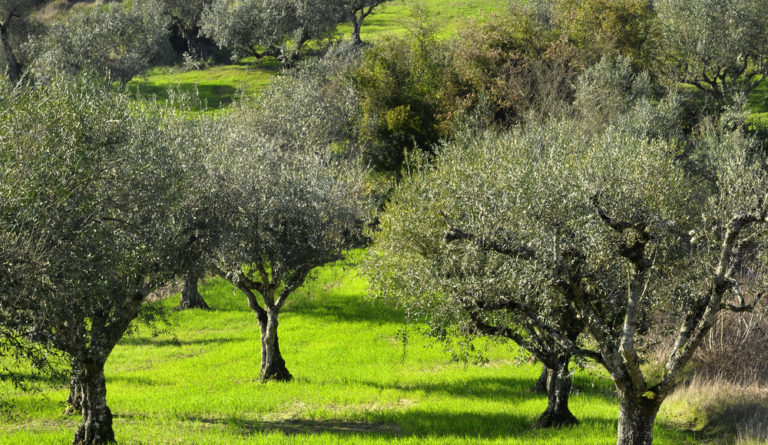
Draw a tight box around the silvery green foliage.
[656,0,768,105]
[226,41,362,154]
[574,55,652,126]
[0,75,204,443]
[211,127,366,281]
[201,0,343,61]
[370,107,768,442]
[574,55,683,141]
[30,0,173,83]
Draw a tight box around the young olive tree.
[369,109,768,444]
[30,0,172,83]
[339,0,392,45]
[0,75,201,445]
[211,124,366,381]
[656,0,768,106]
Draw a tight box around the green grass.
[336,0,508,40]
[1,251,704,444]
[128,0,508,111]
[126,59,281,112]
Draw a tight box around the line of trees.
[0,0,392,82]
[0,64,367,443]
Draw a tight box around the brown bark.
[258,309,292,381]
[534,356,578,428]
[72,360,114,445]
[0,23,21,82]
[534,364,548,393]
[175,269,210,310]
[351,19,363,45]
[65,358,83,415]
[616,393,660,445]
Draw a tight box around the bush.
[351,16,449,172]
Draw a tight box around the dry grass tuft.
[661,374,768,444]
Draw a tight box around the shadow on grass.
[357,374,618,406]
[119,336,245,347]
[287,294,404,324]
[128,82,238,110]
[185,410,616,440]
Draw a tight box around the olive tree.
[201,0,343,62]
[30,0,172,83]
[210,119,366,381]
[160,0,217,58]
[368,107,768,444]
[656,0,768,106]
[0,75,201,445]
[339,0,392,45]
[228,41,361,153]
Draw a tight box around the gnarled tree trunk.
[176,269,209,310]
[72,359,114,445]
[534,355,578,428]
[0,23,21,82]
[534,364,549,393]
[65,358,83,415]
[258,309,292,381]
[616,392,660,445]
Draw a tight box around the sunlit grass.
[126,59,281,112]
[127,0,508,110]
[0,251,704,444]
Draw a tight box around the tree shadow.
[286,293,404,324]
[355,374,618,405]
[184,410,615,440]
[118,336,245,347]
[128,82,238,110]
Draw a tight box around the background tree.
[201,0,343,63]
[230,41,362,153]
[656,0,768,107]
[160,0,219,59]
[0,75,201,445]
[339,0,392,45]
[30,0,173,83]
[211,116,366,381]
[0,0,43,81]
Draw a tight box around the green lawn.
[1,252,705,444]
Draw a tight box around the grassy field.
[1,252,709,445]
[127,0,508,111]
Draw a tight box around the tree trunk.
[258,309,292,382]
[534,356,578,428]
[0,23,21,82]
[616,393,660,445]
[351,19,363,45]
[176,269,209,310]
[534,364,548,393]
[65,359,83,415]
[72,360,115,445]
